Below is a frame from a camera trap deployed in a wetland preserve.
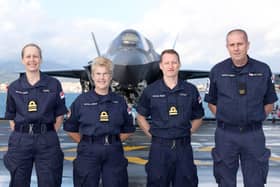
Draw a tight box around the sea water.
[1,92,279,119]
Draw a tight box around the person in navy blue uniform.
[204,29,278,187]
[4,43,68,187]
[64,57,135,187]
[136,49,204,187]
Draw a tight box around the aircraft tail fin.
[172,33,179,49]
[91,32,101,57]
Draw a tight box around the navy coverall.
[4,72,68,187]
[64,90,135,187]
[137,79,204,187]
[204,57,278,187]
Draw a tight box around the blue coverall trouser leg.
[145,139,198,187]
[212,126,270,187]
[73,140,128,187]
[3,131,64,187]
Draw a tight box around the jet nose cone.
[108,50,147,66]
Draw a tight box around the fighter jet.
[44,29,209,104]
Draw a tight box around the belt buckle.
[104,135,110,145]
[171,139,176,149]
[28,124,34,135]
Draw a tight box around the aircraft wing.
[42,69,89,80]
[179,70,209,79]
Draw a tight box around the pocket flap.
[257,148,271,162]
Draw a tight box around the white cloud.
[136,0,280,70]
[0,0,279,72]
[0,0,125,67]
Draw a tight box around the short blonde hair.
[91,57,113,74]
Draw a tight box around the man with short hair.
[205,29,278,187]
[137,49,204,187]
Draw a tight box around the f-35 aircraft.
[45,29,209,104]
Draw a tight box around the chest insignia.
[28,100,37,112]
[15,90,28,95]
[238,82,247,95]
[169,106,178,116]
[248,72,263,77]
[221,74,235,77]
[100,111,109,122]
[42,89,50,93]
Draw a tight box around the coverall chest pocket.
[217,76,236,98]
[177,94,192,120]
[80,104,100,124]
[247,75,266,97]
[109,103,124,126]
[24,89,56,116]
[150,97,168,121]
[39,89,57,110]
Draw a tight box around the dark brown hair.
[160,49,180,63]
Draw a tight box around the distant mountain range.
[0,60,72,82]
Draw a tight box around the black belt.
[152,136,190,149]
[14,123,55,134]
[217,121,262,132]
[81,135,120,145]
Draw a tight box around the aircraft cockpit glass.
[120,32,150,52]
[121,33,139,45]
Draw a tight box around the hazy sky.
[0,0,280,71]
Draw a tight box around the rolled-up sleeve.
[263,68,278,105]
[191,88,205,120]
[120,100,136,133]
[55,81,68,117]
[204,69,218,105]
[5,88,16,120]
[136,89,151,117]
[63,101,80,132]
